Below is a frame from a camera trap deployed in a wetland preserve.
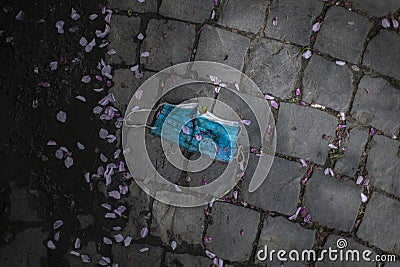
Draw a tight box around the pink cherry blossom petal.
[124,236,132,247]
[81,254,90,263]
[302,50,312,59]
[65,157,74,168]
[81,75,91,83]
[134,90,143,100]
[361,193,368,202]
[79,37,88,46]
[205,250,216,259]
[270,100,279,109]
[300,159,308,167]
[241,119,251,126]
[50,61,58,71]
[182,125,190,135]
[140,226,149,238]
[71,8,80,21]
[381,18,390,28]
[171,240,177,250]
[15,10,25,21]
[272,16,278,26]
[53,220,64,230]
[107,49,117,55]
[335,60,346,66]
[74,238,81,249]
[137,33,144,40]
[75,95,86,102]
[108,191,121,200]
[140,51,150,58]
[312,22,321,32]
[295,88,301,96]
[89,14,98,20]
[195,134,202,141]
[139,247,149,252]
[47,140,57,146]
[392,19,399,28]
[105,212,116,218]
[264,94,274,100]
[369,127,375,136]
[47,240,56,250]
[56,111,67,123]
[55,20,65,34]
[103,237,113,245]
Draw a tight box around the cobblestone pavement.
[1,0,400,267]
[108,0,400,266]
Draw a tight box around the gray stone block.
[218,0,268,33]
[241,157,304,215]
[107,15,141,65]
[206,202,260,261]
[159,0,214,23]
[303,55,353,111]
[335,128,369,177]
[196,25,250,71]
[363,30,400,80]
[276,103,338,165]
[112,244,163,266]
[265,0,324,46]
[357,192,400,255]
[245,38,302,99]
[165,253,212,267]
[304,170,361,231]
[256,216,316,266]
[366,135,400,197]
[351,0,400,17]
[141,19,195,70]
[314,7,372,63]
[351,75,400,134]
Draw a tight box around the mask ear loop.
[124,102,165,129]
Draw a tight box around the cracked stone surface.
[218,0,268,33]
[108,0,157,12]
[256,216,316,266]
[351,0,400,17]
[366,135,400,198]
[107,15,141,65]
[240,157,304,215]
[334,128,369,177]
[276,103,338,165]
[141,19,196,70]
[302,55,353,111]
[9,182,41,222]
[316,234,376,267]
[304,170,361,231]
[363,30,400,81]
[206,202,260,262]
[314,7,372,63]
[159,0,214,23]
[265,0,324,46]
[351,75,400,134]
[357,192,400,255]
[195,25,250,71]
[245,38,302,99]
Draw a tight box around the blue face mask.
[151,103,238,163]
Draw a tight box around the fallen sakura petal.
[81,75,91,83]
[140,51,150,58]
[114,234,124,243]
[53,219,64,230]
[75,95,86,102]
[89,14,98,20]
[300,159,308,167]
[137,33,144,40]
[392,18,399,29]
[234,83,240,91]
[105,212,116,218]
[95,24,110,38]
[171,240,177,250]
[140,227,149,238]
[81,254,91,263]
[182,125,190,135]
[272,16,278,26]
[85,39,96,53]
[210,10,216,19]
[124,236,132,246]
[74,238,81,249]
[339,111,345,121]
[47,240,56,250]
[328,144,338,149]
[233,190,238,200]
[195,134,202,141]
[100,153,108,162]
[369,127,375,136]
[288,207,302,221]
[214,86,221,94]
[295,88,301,96]
[54,231,60,241]
[270,100,279,109]
[15,10,25,21]
[56,110,67,123]
[105,12,112,23]
[241,119,251,126]
[213,258,223,267]
[356,175,364,185]
[50,61,58,71]
[302,50,312,59]
[108,191,121,200]
[101,203,112,210]
[205,250,216,259]
[312,22,321,32]
[130,65,139,72]
[71,8,80,21]
[264,94,274,100]
[381,18,390,28]
[77,142,85,150]
[99,128,108,139]
[139,247,149,252]
[55,20,65,33]
[47,140,57,146]
[107,49,117,55]
[55,149,64,159]
[303,213,311,223]
[119,185,128,195]
[70,251,80,256]
[335,60,346,66]
[65,156,73,168]
[361,193,368,202]
[104,237,113,245]
[79,37,88,46]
